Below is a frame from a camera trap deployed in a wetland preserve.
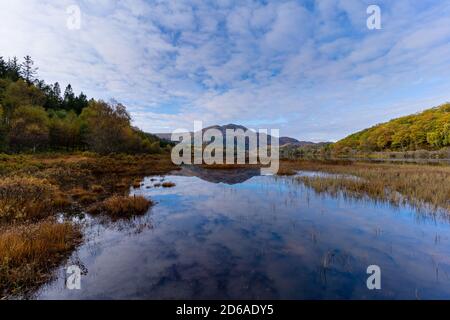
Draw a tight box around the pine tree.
[54,82,62,99]
[74,92,88,114]
[21,55,38,84]
[0,56,7,78]
[63,84,75,110]
[6,57,21,81]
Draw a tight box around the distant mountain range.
[154,124,324,148]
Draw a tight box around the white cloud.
[1,0,450,141]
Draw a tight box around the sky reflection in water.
[37,168,450,299]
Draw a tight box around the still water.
[37,167,450,299]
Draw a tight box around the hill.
[155,124,319,148]
[333,103,450,152]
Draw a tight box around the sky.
[1,0,450,142]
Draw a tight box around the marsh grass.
[88,195,152,218]
[0,177,62,223]
[132,179,142,188]
[91,184,105,193]
[0,220,82,298]
[0,152,177,297]
[280,160,450,214]
[161,182,176,188]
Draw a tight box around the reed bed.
[279,160,450,213]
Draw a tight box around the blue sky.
[1,0,450,141]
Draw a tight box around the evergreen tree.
[74,92,88,114]
[6,57,21,81]
[0,57,7,78]
[21,55,38,84]
[44,82,63,110]
[63,84,75,110]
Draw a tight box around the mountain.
[155,124,319,147]
[333,103,450,152]
[279,137,318,147]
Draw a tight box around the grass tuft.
[161,182,176,188]
[88,195,152,218]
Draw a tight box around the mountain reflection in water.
[37,167,450,300]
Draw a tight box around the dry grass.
[88,195,152,218]
[91,184,105,193]
[276,167,297,176]
[132,179,142,188]
[0,152,177,297]
[0,177,62,223]
[280,160,450,213]
[161,182,176,188]
[68,188,98,205]
[0,220,82,298]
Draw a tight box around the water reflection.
[175,165,262,184]
[37,168,450,299]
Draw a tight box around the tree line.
[333,103,450,153]
[0,56,166,154]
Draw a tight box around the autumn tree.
[80,100,159,154]
[8,105,49,152]
[1,80,46,124]
[48,110,82,150]
[81,100,133,154]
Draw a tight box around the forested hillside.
[0,55,164,154]
[333,103,450,153]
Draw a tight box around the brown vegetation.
[88,195,152,218]
[0,220,82,298]
[0,176,60,223]
[161,182,176,188]
[0,152,177,297]
[280,159,450,213]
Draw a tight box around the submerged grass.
[280,160,450,214]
